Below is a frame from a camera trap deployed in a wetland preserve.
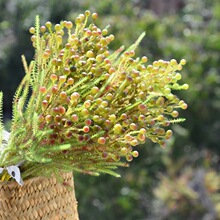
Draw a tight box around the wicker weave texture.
[0,173,79,220]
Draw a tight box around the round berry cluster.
[7,11,188,177]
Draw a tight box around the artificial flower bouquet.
[0,11,188,188]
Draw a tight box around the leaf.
[125,32,146,52]
[95,168,121,177]
[169,118,186,124]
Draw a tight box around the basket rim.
[0,172,73,187]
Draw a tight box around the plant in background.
[0,11,188,184]
[154,163,220,219]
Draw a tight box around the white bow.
[0,131,24,186]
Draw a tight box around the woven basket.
[0,172,79,220]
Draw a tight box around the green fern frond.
[28,60,35,87]
[21,55,29,75]
[35,15,41,61]
[30,57,38,85]
[11,73,30,128]
[94,168,121,177]
[169,118,186,124]
[31,112,40,135]
[29,15,41,87]
[125,32,146,52]
[72,167,100,176]
[93,161,128,168]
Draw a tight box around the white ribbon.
[0,166,23,186]
[2,130,10,142]
[0,130,24,186]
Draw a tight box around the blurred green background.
[0,0,220,219]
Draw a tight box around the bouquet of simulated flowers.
[0,11,188,185]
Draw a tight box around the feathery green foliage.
[0,11,188,181]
